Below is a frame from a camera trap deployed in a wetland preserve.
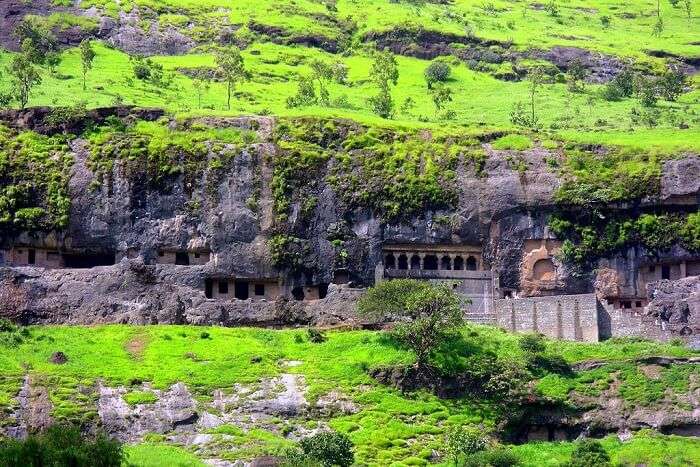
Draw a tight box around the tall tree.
[79,40,96,91]
[368,50,399,119]
[215,46,247,111]
[7,43,42,109]
[192,69,211,109]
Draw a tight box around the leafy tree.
[444,425,488,466]
[657,65,687,101]
[79,40,96,91]
[215,46,247,111]
[424,60,451,89]
[14,16,57,65]
[6,47,42,109]
[566,59,586,93]
[287,75,317,108]
[511,66,545,128]
[310,59,334,105]
[602,67,635,101]
[430,84,452,114]
[298,431,354,467]
[400,96,415,115]
[368,50,399,118]
[568,439,610,467]
[192,69,211,109]
[45,51,61,75]
[519,333,546,354]
[358,279,465,369]
[0,424,124,467]
[635,76,658,107]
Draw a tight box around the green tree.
[368,50,399,118]
[79,40,96,91]
[444,425,488,466]
[424,60,451,89]
[298,431,354,467]
[0,424,124,467]
[7,47,42,109]
[215,46,247,111]
[192,69,211,109]
[358,279,465,369]
[430,84,452,114]
[287,75,317,108]
[568,439,610,467]
[566,59,587,93]
[14,16,57,65]
[45,51,61,75]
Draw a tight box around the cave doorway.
[234,280,249,300]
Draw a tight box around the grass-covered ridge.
[0,324,697,465]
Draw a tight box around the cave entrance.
[292,287,304,301]
[234,280,249,300]
[205,279,213,299]
[175,252,190,266]
[62,252,116,268]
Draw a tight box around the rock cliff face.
[0,108,698,341]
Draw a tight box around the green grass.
[1,39,697,153]
[511,430,700,467]
[0,325,697,465]
[124,443,205,467]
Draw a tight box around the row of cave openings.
[384,253,479,271]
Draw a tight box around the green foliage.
[444,424,488,465]
[424,60,451,88]
[0,424,124,467]
[6,49,43,109]
[463,447,520,467]
[680,212,700,251]
[14,15,58,65]
[358,280,465,368]
[79,40,96,91]
[215,46,247,110]
[297,431,354,467]
[268,234,308,269]
[491,134,533,151]
[123,390,158,406]
[0,319,30,348]
[0,126,72,232]
[568,439,610,467]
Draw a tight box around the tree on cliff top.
[358,279,466,369]
[215,46,247,111]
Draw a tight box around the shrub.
[0,319,30,347]
[424,60,451,88]
[568,439,610,467]
[200,331,211,339]
[307,327,327,343]
[444,424,488,465]
[519,333,546,354]
[491,134,533,151]
[0,424,123,467]
[298,431,354,467]
[464,447,520,467]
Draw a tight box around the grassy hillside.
[0,324,698,466]
[0,0,698,152]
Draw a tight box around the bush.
[0,424,123,467]
[307,327,327,343]
[298,431,354,467]
[464,447,520,467]
[568,439,610,467]
[444,424,489,465]
[519,333,546,354]
[425,60,451,88]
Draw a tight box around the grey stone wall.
[495,294,599,342]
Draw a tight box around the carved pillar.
[680,261,687,278]
[419,253,425,270]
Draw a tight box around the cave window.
[397,254,408,270]
[205,279,213,299]
[385,253,396,269]
[28,249,36,265]
[466,256,477,271]
[292,287,304,301]
[175,252,190,266]
[503,290,513,299]
[218,280,229,295]
[662,265,670,280]
[254,284,265,296]
[319,283,328,299]
[440,255,451,270]
[410,254,421,270]
[635,301,642,308]
[622,301,632,309]
[194,252,201,259]
[533,258,556,281]
[158,251,165,257]
[454,256,464,270]
[423,255,438,270]
[234,280,249,300]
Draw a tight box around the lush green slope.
[0,324,698,466]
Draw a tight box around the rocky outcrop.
[646,276,700,337]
